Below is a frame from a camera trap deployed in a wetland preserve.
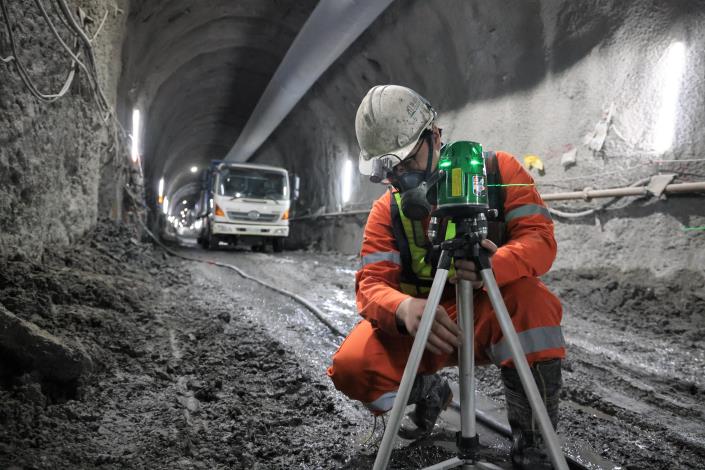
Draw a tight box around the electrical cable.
[0,0,77,102]
[52,0,130,166]
[34,0,89,75]
[55,0,132,170]
[683,226,705,232]
[54,0,111,115]
[91,9,108,42]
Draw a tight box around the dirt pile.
[545,268,705,345]
[0,220,355,468]
[0,220,161,394]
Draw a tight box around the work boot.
[501,359,562,470]
[397,373,453,440]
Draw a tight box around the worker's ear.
[432,126,442,149]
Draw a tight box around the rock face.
[0,0,129,260]
[0,305,92,383]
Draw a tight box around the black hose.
[134,215,346,339]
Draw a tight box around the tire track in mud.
[555,341,705,468]
[142,273,363,468]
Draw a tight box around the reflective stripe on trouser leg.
[487,326,565,366]
[366,391,397,412]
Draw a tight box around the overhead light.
[342,159,353,204]
[163,197,169,215]
[654,41,686,153]
[190,166,198,173]
[158,177,165,204]
[131,109,141,163]
[182,200,188,205]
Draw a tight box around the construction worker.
[327,85,565,469]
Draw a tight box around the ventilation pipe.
[224,0,394,163]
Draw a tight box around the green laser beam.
[682,226,705,231]
[486,183,536,187]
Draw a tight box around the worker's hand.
[396,298,461,355]
[450,239,498,289]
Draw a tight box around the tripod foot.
[456,432,479,460]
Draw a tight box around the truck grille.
[227,211,279,222]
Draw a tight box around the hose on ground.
[131,210,346,339]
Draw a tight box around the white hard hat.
[355,85,436,176]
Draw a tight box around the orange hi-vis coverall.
[327,151,565,413]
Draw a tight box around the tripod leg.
[480,268,569,470]
[373,252,452,470]
[456,279,477,444]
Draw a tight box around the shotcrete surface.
[2,226,704,469]
[253,0,705,274]
[0,0,129,259]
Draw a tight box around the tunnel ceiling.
[119,0,318,203]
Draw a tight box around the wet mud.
[2,224,705,469]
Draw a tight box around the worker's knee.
[500,277,562,324]
[328,343,362,387]
[327,329,376,399]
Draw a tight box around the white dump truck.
[196,161,298,252]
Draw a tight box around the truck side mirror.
[290,175,300,201]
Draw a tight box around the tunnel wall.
[0,0,129,259]
[257,0,705,277]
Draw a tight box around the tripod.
[373,213,569,470]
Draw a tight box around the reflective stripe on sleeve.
[486,326,565,365]
[359,251,401,269]
[365,391,397,412]
[505,204,552,223]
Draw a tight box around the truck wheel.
[207,232,219,250]
[272,238,284,253]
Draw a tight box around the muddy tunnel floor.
[1,222,705,469]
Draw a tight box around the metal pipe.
[457,280,476,439]
[290,181,705,220]
[542,181,705,201]
[661,182,705,194]
[290,209,371,221]
[225,0,394,163]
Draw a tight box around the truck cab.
[197,161,298,252]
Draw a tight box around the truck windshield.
[217,168,287,200]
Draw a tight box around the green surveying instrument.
[435,141,490,218]
[374,141,568,470]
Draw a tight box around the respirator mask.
[391,132,439,220]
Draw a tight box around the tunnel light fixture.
[342,159,353,204]
[162,197,169,215]
[190,166,198,173]
[158,177,165,204]
[131,109,141,163]
[654,41,686,153]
